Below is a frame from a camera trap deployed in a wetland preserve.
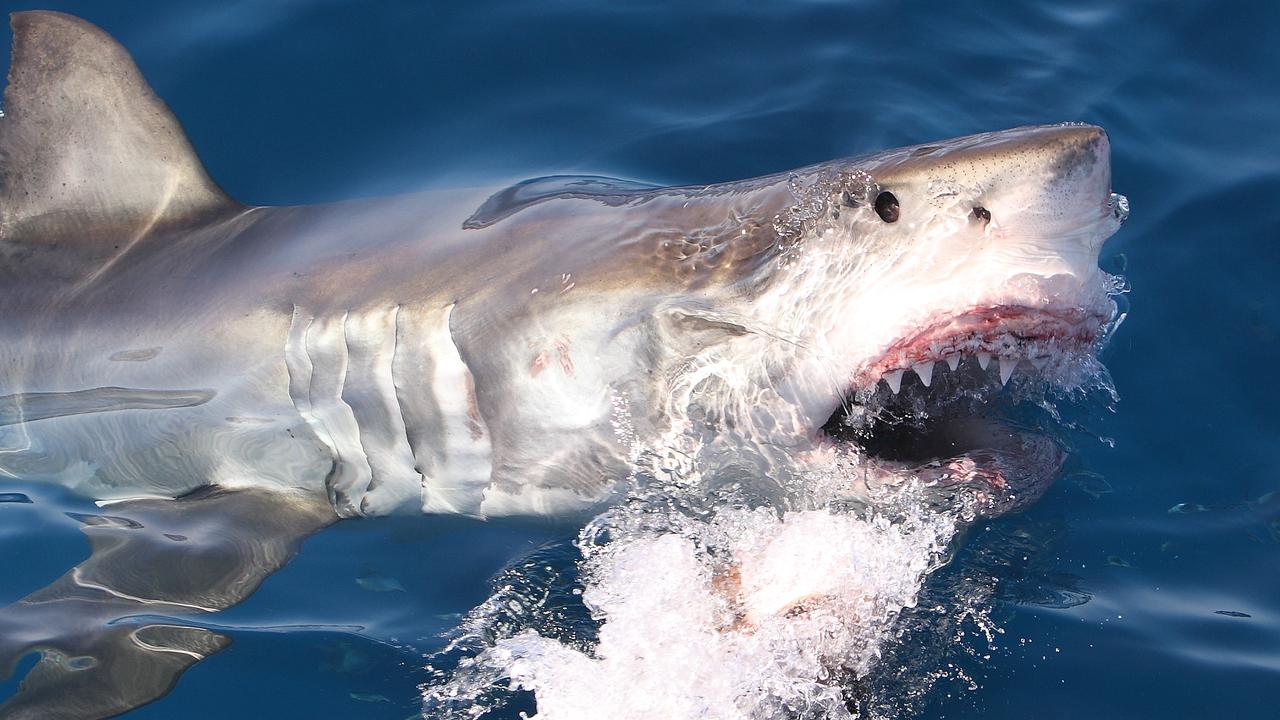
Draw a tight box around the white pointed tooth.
[884,369,903,394]
[999,357,1017,386]
[913,361,934,387]
[977,352,991,370]
[945,354,960,372]
[1029,355,1049,370]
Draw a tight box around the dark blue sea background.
[1,1,1277,718]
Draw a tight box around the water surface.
[1,0,1277,717]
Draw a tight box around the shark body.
[0,11,1126,719]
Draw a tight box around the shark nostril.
[874,191,899,223]
[972,206,991,223]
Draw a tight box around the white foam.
[426,494,958,719]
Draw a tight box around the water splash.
[422,468,988,719]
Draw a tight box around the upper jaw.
[833,262,1117,395]
[767,272,1118,436]
[852,299,1114,396]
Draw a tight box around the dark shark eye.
[972,206,991,222]
[874,191,899,223]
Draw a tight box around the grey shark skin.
[0,11,1127,719]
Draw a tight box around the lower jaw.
[818,353,1089,519]
[852,414,1066,519]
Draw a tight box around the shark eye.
[972,206,991,222]
[874,191,899,223]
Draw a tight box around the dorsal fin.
[0,11,238,244]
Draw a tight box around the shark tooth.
[1029,355,1049,370]
[912,361,934,387]
[884,369,903,394]
[945,354,960,372]
[977,352,991,370]
[999,357,1018,386]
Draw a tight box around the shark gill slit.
[422,302,494,515]
[390,304,466,513]
[284,308,366,516]
[341,305,423,515]
[392,304,448,508]
[286,304,495,516]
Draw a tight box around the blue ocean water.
[0,1,1277,718]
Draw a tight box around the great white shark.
[0,11,1128,719]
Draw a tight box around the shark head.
[730,123,1128,513]
[452,124,1127,518]
[770,125,1127,413]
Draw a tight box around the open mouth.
[822,302,1114,518]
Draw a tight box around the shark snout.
[873,124,1116,218]
[1044,125,1127,252]
[969,124,1113,207]
[970,124,1121,255]
[1044,124,1113,201]
[1027,123,1108,171]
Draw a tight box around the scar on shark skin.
[554,338,574,376]
[530,350,550,377]
[528,338,574,378]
